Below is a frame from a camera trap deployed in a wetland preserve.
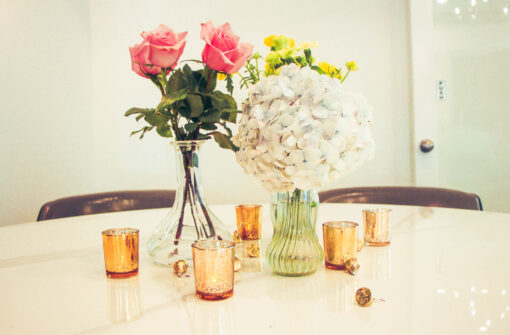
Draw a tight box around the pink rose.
[200,21,253,74]
[141,24,187,69]
[129,41,164,78]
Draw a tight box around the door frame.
[409,0,439,186]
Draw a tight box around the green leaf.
[220,122,233,137]
[167,70,187,92]
[125,108,153,117]
[175,104,191,118]
[144,111,169,126]
[209,91,237,110]
[186,94,204,118]
[220,109,239,123]
[201,66,217,92]
[156,124,173,137]
[311,65,325,74]
[210,132,238,151]
[156,88,188,113]
[182,64,197,89]
[295,56,307,67]
[304,48,312,63]
[184,123,198,133]
[226,75,234,95]
[130,126,154,139]
[200,123,217,130]
[200,109,221,123]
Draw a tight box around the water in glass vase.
[147,141,231,266]
[266,189,324,276]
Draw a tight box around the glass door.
[410,0,510,212]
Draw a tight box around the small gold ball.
[232,230,241,244]
[247,244,260,257]
[173,259,188,277]
[234,256,242,272]
[345,258,360,275]
[355,287,374,307]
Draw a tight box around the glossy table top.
[1,204,509,334]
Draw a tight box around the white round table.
[1,204,509,334]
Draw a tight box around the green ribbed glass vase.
[266,189,324,276]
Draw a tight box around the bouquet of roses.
[126,22,253,150]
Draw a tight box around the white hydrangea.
[233,64,374,193]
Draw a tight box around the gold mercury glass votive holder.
[235,204,262,240]
[363,208,392,246]
[322,221,358,270]
[192,240,235,301]
[102,228,139,279]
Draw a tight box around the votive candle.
[192,240,235,301]
[322,221,358,270]
[102,228,139,278]
[363,208,392,246]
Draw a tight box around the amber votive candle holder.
[322,221,358,270]
[363,208,392,246]
[102,228,139,279]
[235,204,262,240]
[192,240,235,301]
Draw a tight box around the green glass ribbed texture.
[266,189,324,276]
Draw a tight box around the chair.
[37,190,176,221]
[319,186,482,210]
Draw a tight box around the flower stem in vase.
[147,141,231,265]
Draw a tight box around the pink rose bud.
[129,41,164,78]
[141,24,187,69]
[200,21,253,74]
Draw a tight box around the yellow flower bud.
[345,61,359,71]
[273,35,291,51]
[265,51,280,65]
[290,38,295,47]
[217,72,227,81]
[264,35,276,47]
[318,61,336,75]
[279,48,295,59]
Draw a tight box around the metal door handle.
[420,139,434,153]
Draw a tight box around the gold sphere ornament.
[345,258,360,275]
[247,244,260,257]
[173,259,188,277]
[355,287,374,307]
[234,256,242,272]
[232,230,241,244]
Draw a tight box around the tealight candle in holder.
[322,221,358,270]
[235,204,262,240]
[192,240,235,301]
[363,208,392,246]
[102,228,139,279]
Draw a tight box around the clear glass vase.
[266,189,324,276]
[147,140,231,266]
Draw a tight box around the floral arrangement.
[233,36,374,192]
[126,22,253,150]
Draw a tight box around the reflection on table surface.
[0,203,509,334]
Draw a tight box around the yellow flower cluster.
[238,35,359,88]
[261,35,359,80]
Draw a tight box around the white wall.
[0,0,413,225]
